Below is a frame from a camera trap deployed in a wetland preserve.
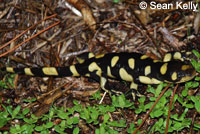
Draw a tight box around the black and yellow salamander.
[1,51,196,97]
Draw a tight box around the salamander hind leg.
[124,82,143,100]
[99,73,122,97]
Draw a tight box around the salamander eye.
[162,61,196,83]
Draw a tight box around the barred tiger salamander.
[1,51,196,97]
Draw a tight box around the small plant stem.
[165,84,179,134]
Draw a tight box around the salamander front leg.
[100,75,110,94]
[99,75,111,104]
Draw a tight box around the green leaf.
[191,59,200,72]
[113,0,120,3]
[194,123,200,129]
[155,83,164,97]
[0,111,9,128]
[90,91,101,100]
[144,102,154,111]
[72,117,79,124]
[67,118,73,125]
[108,120,126,127]
[185,103,194,108]
[67,107,74,115]
[48,109,54,120]
[73,100,79,105]
[80,108,90,120]
[10,124,22,134]
[100,124,105,134]
[60,120,66,128]
[23,98,36,103]
[118,95,126,107]
[111,95,134,108]
[95,129,100,134]
[138,96,145,104]
[195,76,200,81]
[54,125,65,134]
[137,119,142,125]
[0,80,8,89]
[22,108,30,115]
[135,108,142,114]
[147,85,155,94]
[173,121,182,130]
[21,124,35,134]
[12,105,21,119]
[150,109,164,118]
[57,112,68,119]
[24,117,38,124]
[31,114,38,120]
[91,110,99,121]
[35,126,44,131]
[73,127,79,134]
[45,122,54,128]
[182,88,188,97]
[6,105,13,115]
[191,96,200,112]
[127,123,136,133]
[103,113,110,123]
[73,105,82,113]
[192,49,200,58]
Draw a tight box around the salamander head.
[159,61,196,83]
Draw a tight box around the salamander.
[1,51,196,98]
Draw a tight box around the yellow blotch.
[24,68,34,76]
[111,56,119,67]
[77,58,85,64]
[163,53,172,62]
[119,68,133,82]
[88,53,95,58]
[85,73,90,77]
[179,76,195,83]
[186,51,192,55]
[95,54,105,59]
[171,72,177,81]
[139,76,152,84]
[130,82,138,90]
[153,60,160,63]
[160,63,168,75]
[42,67,58,76]
[174,52,182,61]
[70,65,80,76]
[128,58,135,69]
[140,55,149,60]
[145,66,151,76]
[107,66,115,78]
[89,62,101,72]
[88,62,102,76]
[139,76,161,84]
[152,78,162,84]
[181,65,191,71]
[6,67,14,73]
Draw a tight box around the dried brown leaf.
[66,0,96,30]
[194,13,200,34]
[159,27,185,49]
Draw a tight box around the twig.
[0,14,60,58]
[132,83,170,134]
[165,84,179,134]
